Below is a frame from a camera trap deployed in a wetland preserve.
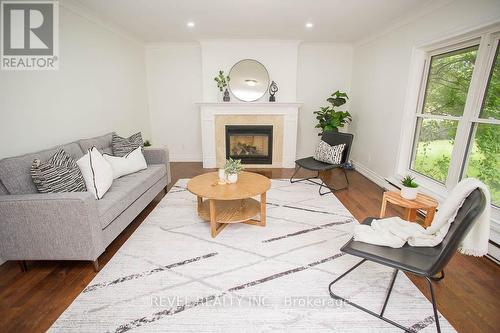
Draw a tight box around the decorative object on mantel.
[401,175,419,200]
[229,59,270,102]
[214,70,230,102]
[269,80,278,102]
[224,157,243,183]
[143,140,152,147]
[223,88,230,102]
[314,90,352,135]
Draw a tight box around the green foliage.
[143,140,151,147]
[413,44,499,206]
[314,90,352,135]
[402,175,418,188]
[214,70,230,92]
[224,158,243,175]
[423,46,478,117]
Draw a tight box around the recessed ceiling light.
[305,22,313,28]
[187,21,195,28]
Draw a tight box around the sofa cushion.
[97,164,166,229]
[0,142,84,194]
[79,132,114,155]
[0,181,8,195]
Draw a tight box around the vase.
[401,186,418,200]
[218,169,226,182]
[227,173,238,184]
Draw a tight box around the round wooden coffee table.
[187,171,271,238]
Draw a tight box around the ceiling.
[74,0,440,43]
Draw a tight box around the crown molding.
[60,0,145,46]
[354,0,454,48]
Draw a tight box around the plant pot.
[401,186,418,200]
[226,173,238,184]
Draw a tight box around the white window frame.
[395,22,500,247]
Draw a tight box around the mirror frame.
[228,59,270,102]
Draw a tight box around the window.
[406,30,500,207]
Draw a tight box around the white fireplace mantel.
[197,102,302,168]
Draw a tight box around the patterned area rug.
[50,179,455,332]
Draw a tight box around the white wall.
[0,5,151,159]
[296,43,353,158]
[200,40,299,102]
[145,43,203,161]
[349,0,500,178]
[146,41,353,161]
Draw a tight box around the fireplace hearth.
[225,125,273,164]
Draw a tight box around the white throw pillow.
[103,147,147,179]
[77,147,113,199]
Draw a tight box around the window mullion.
[446,35,494,188]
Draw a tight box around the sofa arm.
[0,192,105,261]
[143,146,171,184]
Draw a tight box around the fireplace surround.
[197,102,301,168]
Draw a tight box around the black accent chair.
[328,189,486,332]
[290,131,354,195]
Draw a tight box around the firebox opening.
[225,125,273,164]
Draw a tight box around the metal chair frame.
[328,259,443,332]
[289,166,349,195]
[290,131,353,196]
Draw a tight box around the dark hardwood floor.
[0,162,498,332]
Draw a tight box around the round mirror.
[229,59,270,102]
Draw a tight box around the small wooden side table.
[380,191,438,228]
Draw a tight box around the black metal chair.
[290,131,354,195]
[328,189,486,332]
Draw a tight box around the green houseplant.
[401,175,419,200]
[314,90,352,135]
[224,158,243,183]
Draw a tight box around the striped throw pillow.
[313,140,346,165]
[31,149,87,193]
[112,132,144,157]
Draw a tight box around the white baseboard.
[352,160,391,190]
[0,258,5,266]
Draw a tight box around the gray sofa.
[0,132,171,270]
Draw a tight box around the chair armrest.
[143,146,171,184]
[0,192,105,261]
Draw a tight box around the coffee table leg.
[197,196,203,215]
[209,199,227,238]
[209,199,217,237]
[260,192,266,226]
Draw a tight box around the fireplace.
[225,125,273,164]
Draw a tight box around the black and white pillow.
[313,140,346,165]
[112,132,144,157]
[31,149,87,193]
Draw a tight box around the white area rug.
[50,179,455,332]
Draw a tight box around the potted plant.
[224,158,243,183]
[214,70,230,102]
[314,90,352,135]
[401,175,419,200]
